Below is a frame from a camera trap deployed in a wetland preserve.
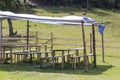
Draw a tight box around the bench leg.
[14,54,16,63]
[74,58,76,69]
[52,58,55,68]
[40,58,44,68]
[71,58,74,68]
[61,57,64,69]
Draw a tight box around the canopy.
[0,11,105,71]
[0,11,96,25]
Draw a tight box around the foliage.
[29,0,120,9]
[0,0,30,12]
[0,0,120,12]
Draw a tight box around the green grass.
[0,7,120,80]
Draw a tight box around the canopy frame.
[0,11,99,71]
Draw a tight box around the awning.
[0,11,96,25]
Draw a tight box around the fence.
[37,32,120,50]
[2,32,120,50]
[0,32,119,64]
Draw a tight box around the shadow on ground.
[0,62,114,75]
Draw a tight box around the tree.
[4,0,11,9]
[86,0,90,9]
[114,0,119,9]
[24,0,26,3]
[7,18,17,37]
[96,0,99,7]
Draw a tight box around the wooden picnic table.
[1,44,37,64]
[53,48,84,69]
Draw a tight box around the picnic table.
[53,48,84,68]
[1,44,35,64]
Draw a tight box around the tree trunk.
[96,0,99,7]
[7,18,16,37]
[114,0,119,9]
[86,0,90,9]
[106,0,109,8]
[24,0,26,3]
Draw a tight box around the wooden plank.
[2,37,34,40]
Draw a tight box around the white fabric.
[0,11,96,26]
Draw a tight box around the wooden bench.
[1,50,34,64]
[39,50,75,68]
[34,51,55,68]
[70,53,93,69]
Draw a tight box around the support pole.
[35,31,39,52]
[90,33,92,53]
[27,20,29,50]
[81,22,88,72]
[92,24,97,68]
[102,33,105,62]
[51,32,53,50]
[23,20,29,61]
[0,18,2,61]
[26,20,32,63]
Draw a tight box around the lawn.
[0,6,120,80]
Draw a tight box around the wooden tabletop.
[53,47,84,51]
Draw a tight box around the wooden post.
[0,18,2,61]
[24,20,29,61]
[35,31,40,60]
[10,47,12,63]
[2,47,5,63]
[102,33,105,62]
[92,24,97,68]
[90,33,93,61]
[81,22,88,72]
[76,50,79,63]
[14,52,16,63]
[37,46,41,60]
[52,50,55,67]
[51,32,53,50]
[90,33,92,53]
[61,50,64,69]
[29,46,32,64]
[45,45,48,58]
[35,31,39,52]
[26,20,29,50]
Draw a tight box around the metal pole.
[81,22,88,72]
[92,24,97,68]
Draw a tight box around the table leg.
[10,47,12,63]
[61,51,64,69]
[2,47,5,63]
